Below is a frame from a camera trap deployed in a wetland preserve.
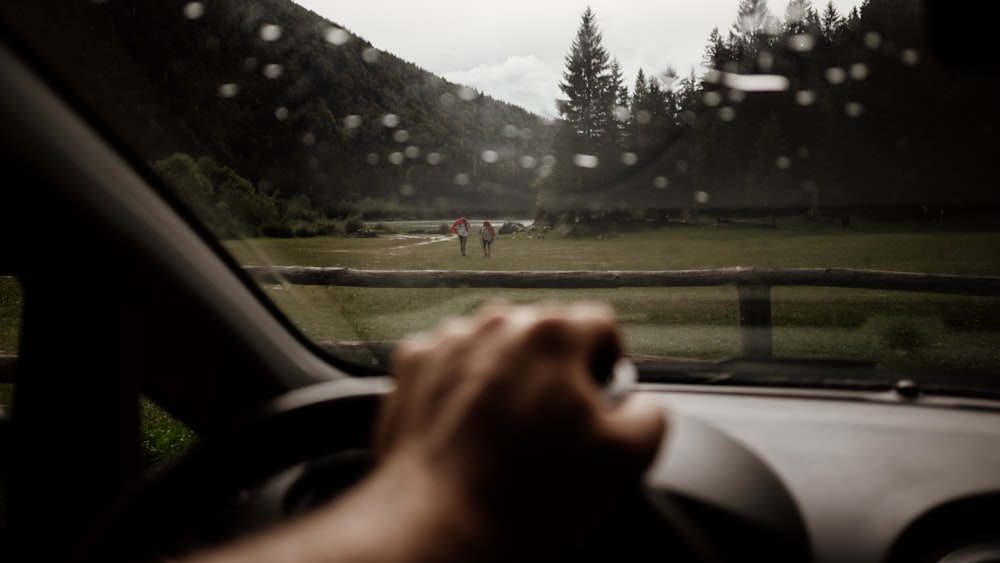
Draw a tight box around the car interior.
[2,1,1000,562]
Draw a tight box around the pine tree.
[556,7,615,148]
[542,7,618,216]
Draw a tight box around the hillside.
[4,0,552,218]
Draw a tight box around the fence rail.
[244,266,1000,359]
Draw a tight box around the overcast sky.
[294,0,864,118]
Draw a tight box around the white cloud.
[443,54,561,118]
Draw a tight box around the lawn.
[222,218,1000,375]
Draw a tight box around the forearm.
[185,453,489,563]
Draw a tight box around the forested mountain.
[6,0,998,234]
[4,0,552,222]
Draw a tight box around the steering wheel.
[68,376,753,563]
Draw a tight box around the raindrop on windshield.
[343,115,362,129]
[795,90,817,106]
[653,176,669,189]
[844,102,865,118]
[695,190,710,204]
[324,27,351,46]
[519,155,538,169]
[362,48,379,63]
[825,67,847,84]
[454,173,470,186]
[901,49,920,66]
[274,107,288,121]
[302,133,315,146]
[864,31,882,50]
[718,107,736,121]
[366,153,379,165]
[405,146,420,159]
[703,91,722,107]
[849,63,868,80]
[457,86,478,101]
[573,154,599,169]
[389,152,404,165]
[481,150,499,164]
[381,114,400,128]
[182,2,204,19]
[393,130,409,143]
[263,64,283,79]
[621,152,638,166]
[676,160,689,173]
[502,124,518,138]
[787,34,815,52]
[260,24,282,42]
[758,52,774,71]
[427,153,442,165]
[614,105,631,122]
[217,83,239,98]
[776,156,791,169]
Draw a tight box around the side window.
[0,275,21,407]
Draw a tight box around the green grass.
[224,219,1000,375]
[1,219,999,469]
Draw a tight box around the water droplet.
[776,156,791,169]
[636,109,652,124]
[404,146,420,159]
[844,102,865,118]
[718,107,736,121]
[703,91,722,107]
[324,27,351,46]
[426,153,442,165]
[362,48,379,63]
[901,49,920,66]
[260,24,282,42]
[653,176,669,189]
[182,2,204,19]
[728,89,746,103]
[519,155,537,169]
[757,51,774,71]
[621,152,639,166]
[389,152,404,165]
[457,86,478,101]
[849,63,868,80]
[263,63,283,79]
[217,83,239,98]
[502,124,518,138]
[864,32,882,50]
[274,107,288,121]
[366,153,380,165]
[795,90,817,106]
[302,133,316,146]
[399,184,416,197]
[787,34,815,52]
[614,105,631,122]
[675,160,689,173]
[721,73,789,92]
[343,115,362,129]
[382,114,400,128]
[694,190,710,203]
[542,155,557,166]
[536,164,553,178]
[825,67,847,84]
[481,150,499,163]
[392,130,409,143]
[573,154,599,169]
[454,173,470,186]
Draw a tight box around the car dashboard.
[632,383,1000,563]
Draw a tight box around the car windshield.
[2,0,999,395]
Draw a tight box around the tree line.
[13,0,999,237]
[539,0,1000,225]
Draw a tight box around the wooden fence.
[243,266,1000,359]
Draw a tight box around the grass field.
[1,217,999,468]
[222,218,1000,376]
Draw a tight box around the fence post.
[737,284,773,358]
